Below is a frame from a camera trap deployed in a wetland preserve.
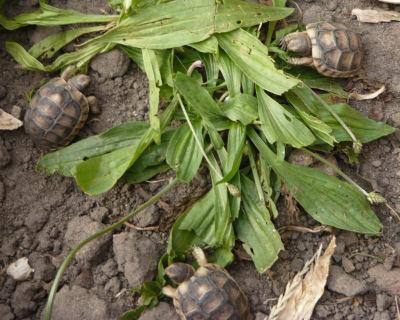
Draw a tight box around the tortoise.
[281,22,363,77]
[162,247,252,320]
[24,66,100,148]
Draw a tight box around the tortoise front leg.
[287,57,314,67]
[193,247,208,267]
[87,96,101,115]
[162,285,178,299]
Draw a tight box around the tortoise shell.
[24,77,89,148]
[173,264,251,320]
[307,22,363,77]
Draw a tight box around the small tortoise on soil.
[281,22,363,77]
[163,248,252,320]
[24,66,100,148]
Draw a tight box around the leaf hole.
[284,114,292,122]
[236,20,242,25]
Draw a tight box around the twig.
[278,225,333,234]
[124,222,159,231]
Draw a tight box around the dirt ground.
[0,0,399,319]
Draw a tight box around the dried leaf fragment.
[352,9,400,23]
[0,108,23,130]
[268,236,336,320]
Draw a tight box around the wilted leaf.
[352,8,400,23]
[249,128,382,235]
[0,109,23,130]
[257,86,315,148]
[235,175,284,272]
[268,236,336,320]
[217,29,300,95]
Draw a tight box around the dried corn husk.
[0,108,23,130]
[352,8,400,23]
[268,236,336,320]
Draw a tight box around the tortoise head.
[282,32,312,56]
[165,262,195,284]
[67,75,91,91]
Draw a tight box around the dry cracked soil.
[1,0,400,319]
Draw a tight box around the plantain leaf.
[257,86,315,148]
[94,0,293,49]
[235,175,283,272]
[249,128,383,235]
[217,29,300,95]
[189,36,219,54]
[218,51,242,98]
[0,2,116,30]
[29,25,105,59]
[166,122,203,182]
[142,48,162,144]
[319,103,396,144]
[219,123,246,183]
[37,121,150,176]
[220,94,258,126]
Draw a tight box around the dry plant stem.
[124,222,159,231]
[43,178,179,320]
[279,225,333,234]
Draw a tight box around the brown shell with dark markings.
[24,77,89,148]
[173,263,252,320]
[307,22,363,77]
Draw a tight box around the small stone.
[315,304,331,318]
[326,0,338,11]
[138,302,179,320]
[339,231,358,247]
[297,241,306,252]
[291,258,304,272]
[6,257,33,281]
[376,293,392,311]
[0,85,6,100]
[288,149,314,167]
[113,231,161,288]
[90,49,130,79]
[133,204,160,227]
[30,26,62,45]
[90,206,109,222]
[372,160,382,168]
[100,258,118,278]
[10,105,22,120]
[333,240,345,263]
[374,311,391,320]
[0,144,11,167]
[342,256,355,273]
[104,277,121,295]
[24,209,49,232]
[383,255,395,271]
[327,265,368,297]
[65,216,112,268]
[368,265,400,295]
[52,285,110,320]
[0,304,14,320]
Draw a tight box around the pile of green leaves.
[1,0,395,318]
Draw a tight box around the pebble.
[90,49,130,79]
[255,312,267,320]
[372,160,382,168]
[327,265,368,297]
[342,256,355,273]
[326,0,338,11]
[29,253,56,282]
[373,311,391,320]
[134,204,160,227]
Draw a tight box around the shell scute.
[25,77,90,148]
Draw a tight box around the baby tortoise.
[281,22,363,77]
[24,66,100,148]
[163,247,252,320]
